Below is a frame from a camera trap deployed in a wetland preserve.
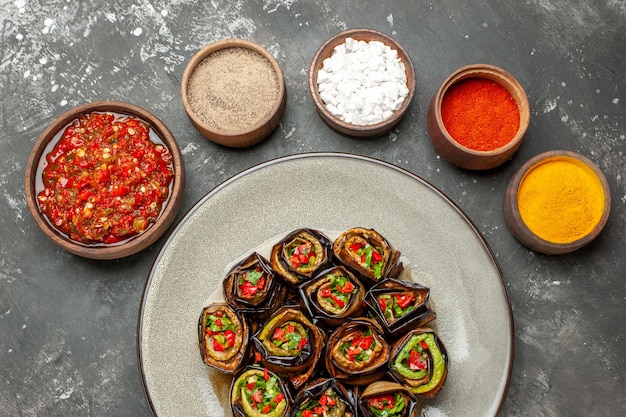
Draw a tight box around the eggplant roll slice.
[198,302,249,374]
[291,378,356,417]
[358,381,417,417]
[365,278,436,337]
[332,227,403,285]
[271,229,333,287]
[252,306,326,390]
[230,366,291,417]
[389,328,448,398]
[223,252,288,319]
[299,266,365,326]
[324,317,390,386]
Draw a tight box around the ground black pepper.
[186,47,280,132]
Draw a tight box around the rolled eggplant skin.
[332,227,403,285]
[198,303,250,374]
[271,229,334,287]
[388,327,448,398]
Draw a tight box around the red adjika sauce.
[37,112,174,245]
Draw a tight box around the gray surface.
[1,1,624,416]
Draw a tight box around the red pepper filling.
[237,267,267,299]
[289,242,317,269]
[37,112,174,244]
[341,329,376,362]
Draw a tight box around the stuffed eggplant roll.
[299,266,365,326]
[358,381,417,417]
[252,306,326,390]
[365,278,436,337]
[291,378,356,417]
[324,317,390,386]
[223,252,287,319]
[230,366,291,417]
[388,328,448,398]
[332,227,403,286]
[271,229,333,287]
[198,302,249,374]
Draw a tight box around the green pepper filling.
[392,333,446,394]
[366,393,406,417]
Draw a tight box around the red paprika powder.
[441,77,520,151]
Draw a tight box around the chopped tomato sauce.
[37,112,174,245]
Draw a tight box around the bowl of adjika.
[309,28,416,137]
[25,100,185,260]
[182,39,287,148]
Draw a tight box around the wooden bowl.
[503,150,611,255]
[25,100,185,260]
[181,39,287,148]
[308,28,416,137]
[427,64,530,170]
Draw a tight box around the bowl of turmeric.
[427,64,530,170]
[503,150,611,255]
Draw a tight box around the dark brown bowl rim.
[24,100,185,260]
[504,150,611,254]
[181,38,286,140]
[308,28,416,137]
[431,63,530,155]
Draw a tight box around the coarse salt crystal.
[317,37,408,126]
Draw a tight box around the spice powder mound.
[187,47,280,132]
[441,78,520,151]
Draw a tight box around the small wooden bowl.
[25,101,185,260]
[503,150,611,255]
[308,28,416,137]
[181,39,287,148]
[427,64,530,170]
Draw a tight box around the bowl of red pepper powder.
[427,64,530,170]
[25,101,185,260]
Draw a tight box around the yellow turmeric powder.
[517,156,605,244]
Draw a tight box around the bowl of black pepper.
[182,39,287,148]
[25,100,185,260]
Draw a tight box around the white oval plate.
[138,153,513,417]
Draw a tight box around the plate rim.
[136,151,515,416]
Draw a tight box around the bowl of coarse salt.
[309,29,416,137]
[182,39,287,148]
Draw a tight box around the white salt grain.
[317,37,408,126]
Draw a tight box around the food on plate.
[388,328,448,398]
[299,265,365,326]
[199,227,449,415]
[291,378,356,417]
[365,277,436,337]
[332,227,403,285]
[252,305,325,390]
[271,228,334,287]
[324,317,390,386]
[36,111,174,244]
[358,381,417,417]
[223,252,288,319]
[198,303,250,374]
[230,366,291,417]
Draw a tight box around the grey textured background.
[1,1,625,416]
